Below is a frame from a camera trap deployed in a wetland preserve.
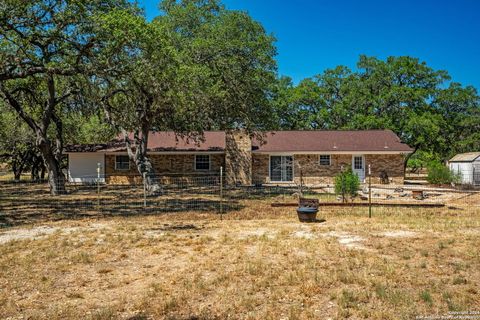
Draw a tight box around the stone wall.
[225,131,252,185]
[293,154,351,185]
[105,154,224,185]
[104,151,406,185]
[252,154,269,184]
[104,154,141,185]
[365,154,405,184]
[251,153,405,185]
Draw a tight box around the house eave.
[252,150,413,155]
[104,151,226,155]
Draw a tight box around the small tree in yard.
[335,168,360,203]
[427,160,461,185]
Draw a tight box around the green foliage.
[0,102,43,179]
[334,168,360,203]
[427,161,461,185]
[63,114,116,145]
[0,103,33,154]
[98,0,277,135]
[95,0,278,185]
[407,151,438,170]
[0,0,136,193]
[271,55,480,163]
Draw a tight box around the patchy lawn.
[1,203,479,320]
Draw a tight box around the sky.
[138,0,480,90]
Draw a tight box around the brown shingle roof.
[252,130,413,152]
[65,132,225,153]
[65,130,413,153]
[124,131,225,152]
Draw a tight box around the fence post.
[143,172,147,210]
[473,166,475,186]
[97,162,101,209]
[220,166,223,220]
[368,164,372,218]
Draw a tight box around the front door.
[352,155,365,182]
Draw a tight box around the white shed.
[448,152,480,185]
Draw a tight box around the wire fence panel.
[1,171,479,228]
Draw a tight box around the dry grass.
[1,183,480,319]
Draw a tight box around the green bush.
[334,168,360,203]
[427,161,461,185]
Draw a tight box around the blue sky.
[138,0,480,90]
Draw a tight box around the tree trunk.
[102,88,161,195]
[0,77,66,194]
[13,165,21,181]
[134,155,161,194]
[40,164,46,181]
[47,166,66,195]
[31,155,41,181]
[12,154,28,181]
[44,157,66,195]
[31,154,45,181]
[122,122,161,196]
[403,145,420,176]
[31,163,38,181]
[31,169,37,181]
[11,157,19,180]
[38,140,66,195]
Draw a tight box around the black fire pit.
[297,198,320,223]
[296,206,318,222]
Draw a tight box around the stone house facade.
[66,130,412,185]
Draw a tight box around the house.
[448,152,480,186]
[65,130,413,185]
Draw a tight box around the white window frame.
[319,154,331,166]
[353,155,364,170]
[269,155,294,182]
[195,154,211,171]
[115,155,130,171]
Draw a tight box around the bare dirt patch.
[292,229,316,239]
[380,230,418,238]
[0,222,110,244]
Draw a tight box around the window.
[270,156,293,182]
[354,156,363,170]
[195,155,210,171]
[115,155,130,170]
[319,155,331,166]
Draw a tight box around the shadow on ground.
[0,182,245,228]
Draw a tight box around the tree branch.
[0,83,40,132]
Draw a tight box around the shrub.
[334,168,360,203]
[427,161,461,185]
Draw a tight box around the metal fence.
[0,174,305,223]
[1,171,480,228]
